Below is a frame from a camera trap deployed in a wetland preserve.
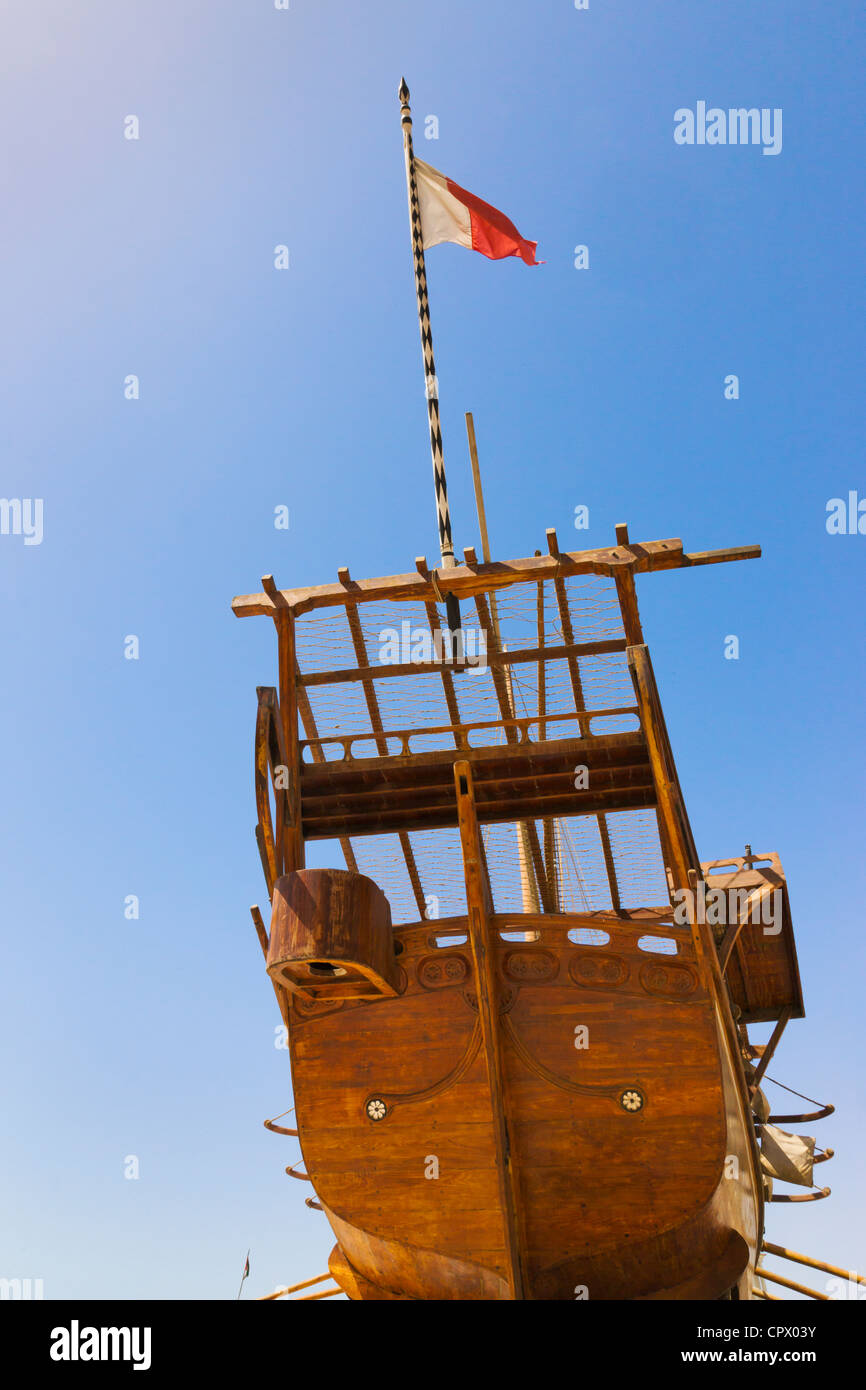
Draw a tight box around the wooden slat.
[304,786,656,840]
[302,760,655,817]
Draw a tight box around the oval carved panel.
[418,954,469,989]
[568,952,629,989]
[639,961,698,998]
[504,949,559,983]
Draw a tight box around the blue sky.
[1,0,863,1300]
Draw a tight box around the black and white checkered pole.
[399,78,462,636]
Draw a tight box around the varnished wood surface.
[284,905,760,1300]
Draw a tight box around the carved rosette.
[639,961,698,998]
[568,952,629,989]
[417,954,469,989]
[503,949,559,983]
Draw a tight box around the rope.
[763,1076,831,1109]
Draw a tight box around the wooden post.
[276,609,305,873]
[454,760,526,1299]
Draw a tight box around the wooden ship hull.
[234,532,822,1300]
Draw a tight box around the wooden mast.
[399,78,461,635]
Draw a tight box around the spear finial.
[399,77,412,131]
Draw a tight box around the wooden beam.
[751,1008,791,1091]
[257,1272,334,1301]
[251,904,290,1030]
[233,538,681,618]
[762,1242,866,1288]
[275,612,304,872]
[234,539,762,618]
[613,565,645,646]
[754,1266,829,1300]
[537,559,559,912]
[454,760,526,1300]
[683,545,761,568]
[298,638,627,688]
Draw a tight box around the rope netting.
[294,574,669,923]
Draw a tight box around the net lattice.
[294,574,669,924]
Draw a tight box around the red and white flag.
[413,158,540,266]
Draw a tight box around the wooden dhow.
[234,524,833,1300]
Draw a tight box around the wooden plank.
[300,727,647,780]
[684,545,761,568]
[454,760,526,1300]
[301,762,655,819]
[302,784,656,840]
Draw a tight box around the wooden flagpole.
[399,78,461,634]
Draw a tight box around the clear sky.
[1,0,863,1301]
